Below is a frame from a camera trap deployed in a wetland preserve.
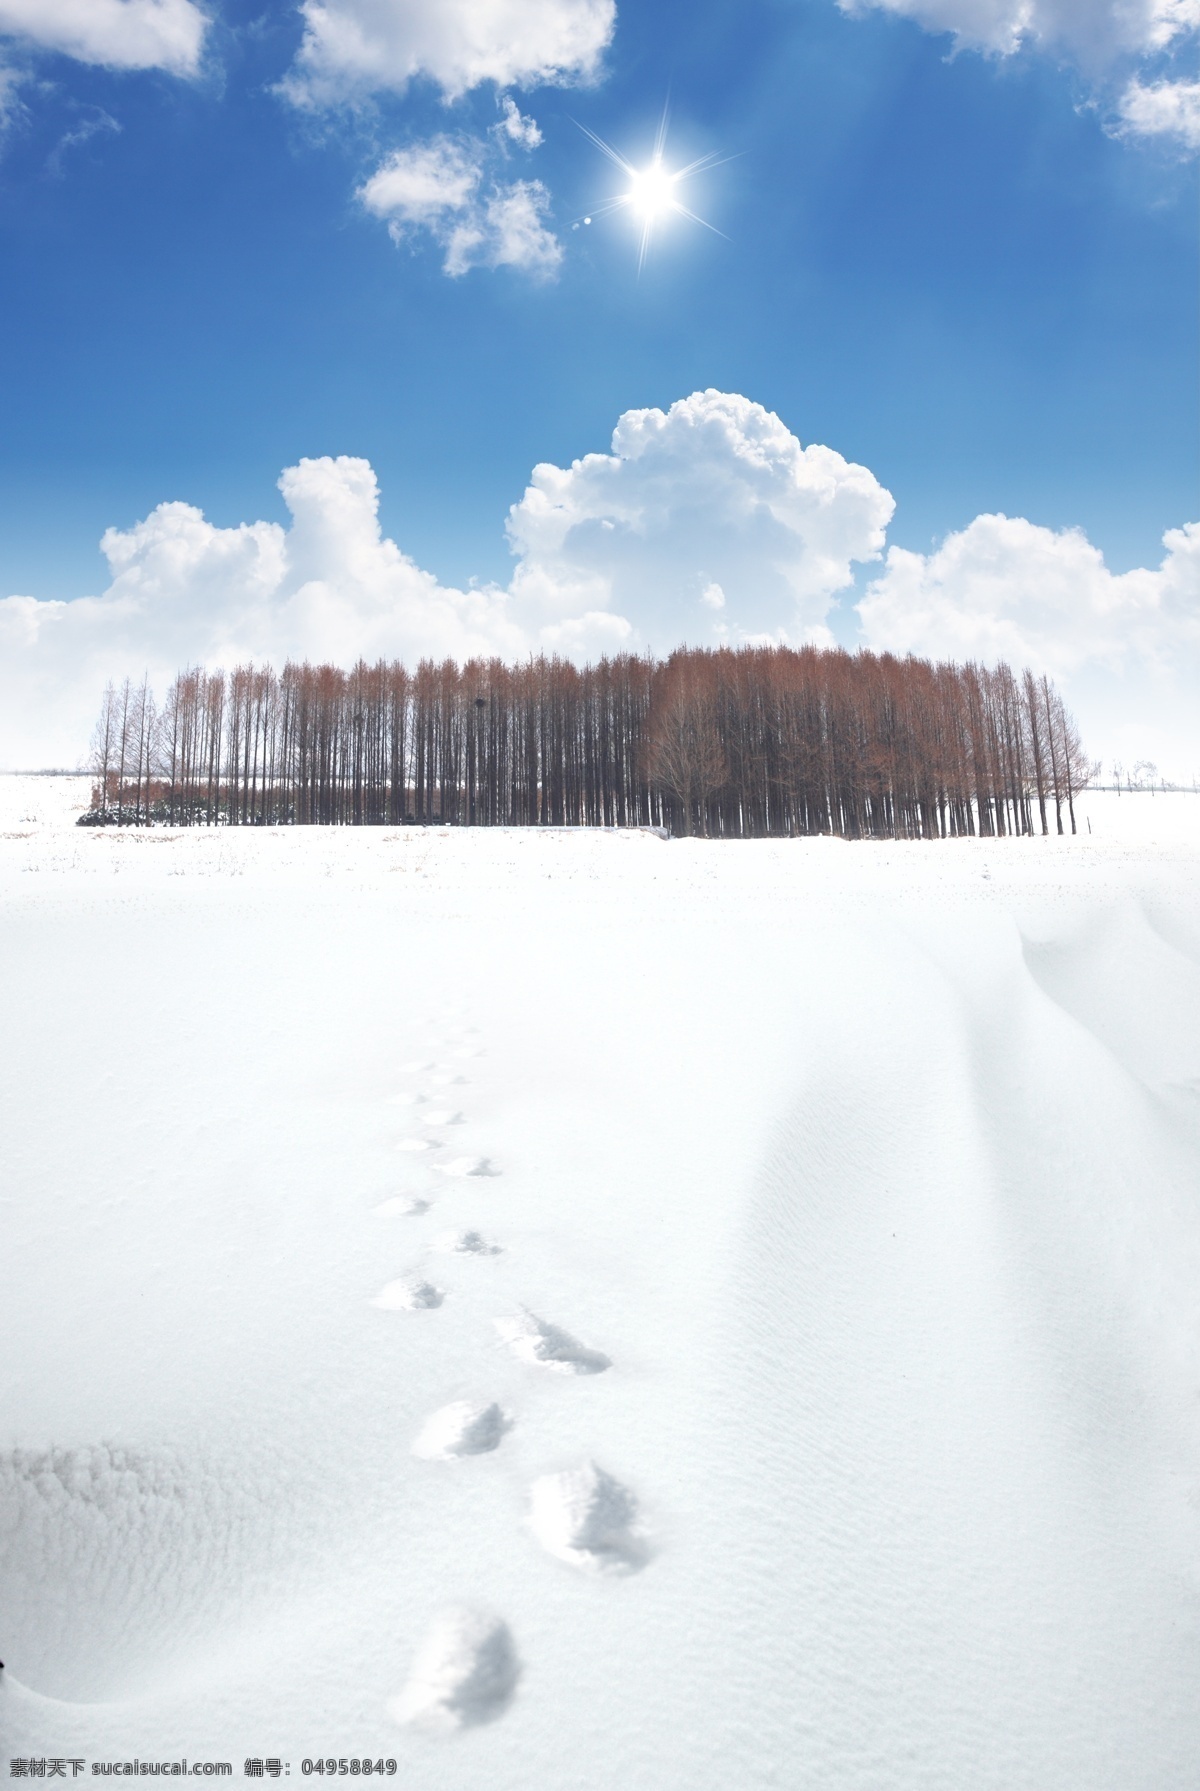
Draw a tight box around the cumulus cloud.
[0,455,522,766]
[0,0,207,76]
[857,512,1199,669]
[857,513,1200,775]
[359,133,561,277]
[0,394,892,764]
[282,0,614,107]
[4,397,1196,776]
[506,390,895,648]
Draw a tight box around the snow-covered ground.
[3,777,1200,1787]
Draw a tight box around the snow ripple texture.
[389,1607,520,1732]
[0,1443,280,1701]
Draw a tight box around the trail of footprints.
[369,1016,645,1734]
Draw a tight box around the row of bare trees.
[85,647,1092,838]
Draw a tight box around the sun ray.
[571,194,632,223]
[574,108,729,270]
[667,199,731,241]
[672,149,737,180]
[573,122,637,179]
[653,100,671,164]
[638,212,654,275]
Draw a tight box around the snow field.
[2,778,1200,1786]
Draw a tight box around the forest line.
[83,645,1093,838]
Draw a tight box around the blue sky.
[0,0,1196,770]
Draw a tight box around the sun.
[628,159,679,220]
[574,106,730,271]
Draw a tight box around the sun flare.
[629,159,679,219]
[575,107,730,271]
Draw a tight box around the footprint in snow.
[389,1607,519,1732]
[413,1400,513,1459]
[397,1138,438,1153]
[528,1460,646,1574]
[495,1309,610,1375]
[373,1196,430,1217]
[434,1228,501,1255]
[434,1156,499,1178]
[428,1071,468,1088]
[422,1109,464,1127]
[373,1277,444,1310]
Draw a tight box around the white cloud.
[282,0,614,107]
[446,178,560,275]
[0,456,522,766]
[857,513,1200,776]
[839,0,1200,154]
[4,400,1196,778]
[1117,73,1200,144]
[538,608,634,655]
[505,389,895,648]
[0,55,24,133]
[496,95,542,148]
[46,107,123,175]
[0,0,207,76]
[0,396,892,764]
[840,0,1198,65]
[359,135,561,277]
[360,136,480,225]
[857,512,1199,669]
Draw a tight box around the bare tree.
[646,655,728,836]
[1023,669,1049,835]
[89,681,119,814]
[80,648,1090,842]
